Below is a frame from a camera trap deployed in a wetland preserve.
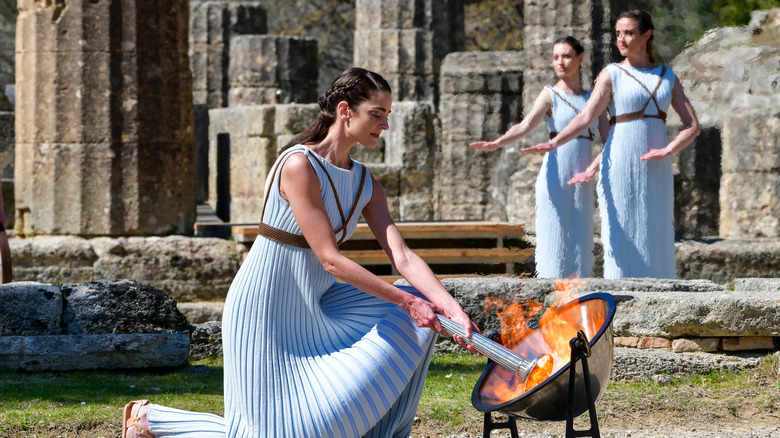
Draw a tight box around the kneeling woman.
[122,67,479,438]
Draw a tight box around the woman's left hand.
[640,147,672,161]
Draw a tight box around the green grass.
[0,353,777,436]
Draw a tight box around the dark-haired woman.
[525,11,701,279]
[122,67,478,438]
[470,36,609,278]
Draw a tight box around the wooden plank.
[341,247,534,265]
[196,221,526,243]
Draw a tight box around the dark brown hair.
[281,67,392,152]
[554,36,584,56]
[617,10,655,63]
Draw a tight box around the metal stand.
[482,411,519,438]
[565,330,601,438]
[482,333,520,438]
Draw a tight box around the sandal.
[122,399,155,438]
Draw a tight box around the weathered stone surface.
[1,333,189,371]
[228,35,318,106]
[735,278,780,292]
[189,1,268,108]
[61,279,190,334]
[637,337,671,349]
[189,321,223,359]
[719,110,780,238]
[672,338,719,353]
[611,347,764,381]
[438,51,535,223]
[676,238,780,284]
[10,236,246,302]
[15,0,195,237]
[722,337,776,351]
[354,0,464,102]
[178,302,224,324]
[0,282,62,336]
[194,104,210,204]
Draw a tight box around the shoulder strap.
[548,87,595,141]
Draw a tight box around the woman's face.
[551,43,583,80]
[346,91,391,149]
[615,17,651,58]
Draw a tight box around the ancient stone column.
[437,51,531,222]
[353,0,465,103]
[15,0,194,236]
[227,35,318,106]
[189,0,267,109]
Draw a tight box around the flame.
[478,278,608,405]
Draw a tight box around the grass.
[0,353,778,437]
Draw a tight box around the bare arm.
[469,88,552,151]
[640,78,701,160]
[281,155,477,350]
[525,69,613,153]
[567,111,611,185]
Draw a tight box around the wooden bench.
[195,221,534,281]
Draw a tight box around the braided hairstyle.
[281,67,392,153]
[617,10,655,63]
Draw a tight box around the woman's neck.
[621,53,654,69]
[308,133,354,169]
[555,76,585,95]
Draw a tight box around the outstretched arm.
[469,88,552,151]
[640,78,701,160]
[567,111,611,185]
[525,69,613,153]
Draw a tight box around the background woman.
[470,36,609,278]
[525,10,701,279]
[123,67,478,438]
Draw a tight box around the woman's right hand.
[469,141,500,151]
[568,167,597,184]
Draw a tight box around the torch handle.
[436,314,538,382]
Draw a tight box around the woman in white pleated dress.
[470,36,610,278]
[526,10,701,279]
[122,67,479,438]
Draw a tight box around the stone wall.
[0,110,12,227]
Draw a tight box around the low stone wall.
[0,280,191,371]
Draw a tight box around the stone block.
[3,333,190,371]
[734,278,780,292]
[61,279,190,335]
[671,338,719,353]
[722,336,775,351]
[228,35,318,104]
[722,110,780,173]
[0,112,13,178]
[637,337,671,349]
[672,126,722,238]
[189,321,223,359]
[195,104,210,204]
[229,136,275,223]
[178,302,224,324]
[189,1,267,45]
[614,336,639,348]
[274,104,319,136]
[719,172,780,238]
[0,283,62,336]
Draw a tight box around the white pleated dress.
[146,146,437,438]
[598,64,676,279]
[534,86,598,278]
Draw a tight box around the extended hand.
[640,147,671,161]
[469,141,500,151]
[523,142,556,153]
[568,168,597,185]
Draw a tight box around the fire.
[478,278,608,405]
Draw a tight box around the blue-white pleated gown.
[598,64,676,279]
[534,86,597,278]
[147,146,437,438]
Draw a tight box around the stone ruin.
[0,0,778,372]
